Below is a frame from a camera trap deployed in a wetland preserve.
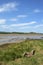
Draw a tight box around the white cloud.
[19,26,33,29]
[17,15,27,18]
[33,9,40,13]
[0,19,6,24]
[34,24,43,28]
[19,24,43,29]
[10,21,36,27]
[1,25,8,29]
[0,2,18,12]
[10,18,18,21]
[10,15,27,21]
[0,21,36,30]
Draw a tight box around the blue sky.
[0,0,43,33]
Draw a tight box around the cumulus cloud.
[0,2,18,12]
[0,19,6,24]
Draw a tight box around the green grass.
[0,39,43,65]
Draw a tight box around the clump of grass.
[0,39,43,65]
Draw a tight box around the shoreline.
[0,33,43,36]
[0,39,43,46]
[0,34,43,45]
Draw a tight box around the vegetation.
[0,31,43,34]
[0,32,26,34]
[0,39,43,65]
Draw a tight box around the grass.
[0,39,43,65]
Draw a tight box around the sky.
[0,0,43,33]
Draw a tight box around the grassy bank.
[0,39,43,65]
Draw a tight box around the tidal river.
[0,34,43,45]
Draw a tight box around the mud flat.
[0,34,43,45]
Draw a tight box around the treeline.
[0,32,25,34]
[0,32,43,34]
[0,32,11,34]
